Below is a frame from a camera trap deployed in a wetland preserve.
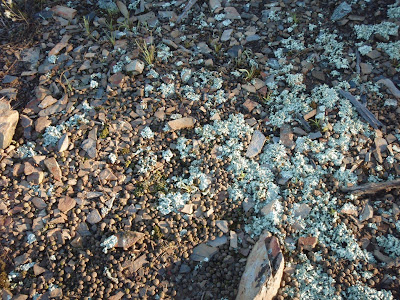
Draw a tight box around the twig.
[342,178,400,195]
[176,0,198,23]
[338,90,383,129]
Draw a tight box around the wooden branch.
[342,178,400,195]
[338,90,383,129]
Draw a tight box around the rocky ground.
[1,0,400,299]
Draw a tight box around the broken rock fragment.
[0,99,19,149]
[44,157,62,181]
[168,117,196,131]
[245,130,266,158]
[237,232,284,300]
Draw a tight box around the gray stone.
[2,75,18,84]
[207,235,228,247]
[246,34,261,42]
[209,0,221,11]
[58,133,69,152]
[216,220,229,233]
[360,62,372,75]
[377,78,400,99]
[309,132,322,140]
[125,60,144,75]
[191,243,218,261]
[35,116,51,133]
[221,29,233,42]
[87,209,102,224]
[245,130,266,158]
[359,203,373,222]
[237,232,284,300]
[331,2,352,21]
[81,138,97,158]
[280,124,295,149]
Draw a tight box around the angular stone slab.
[191,243,218,262]
[168,117,196,131]
[0,102,19,149]
[237,231,284,300]
[245,130,266,158]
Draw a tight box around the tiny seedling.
[83,16,91,37]
[238,65,260,81]
[135,38,155,65]
[104,30,116,46]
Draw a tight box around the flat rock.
[125,60,144,75]
[44,157,62,181]
[35,116,51,133]
[209,0,221,11]
[168,117,196,130]
[245,130,266,158]
[81,138,97,158]
[109,72,124,87]
[221,29,233,42]
[32,197,47,209]
[99,168,118,181]
[58,196,76,213]
[298,236,318,251]
[243,99,258,112]
[2,75,18,84]
[48,35,71,56]
[377,78,400,99]
[359,203,373,222]
[0,104,19,149]
[58,133,69,152]
[331,1,352,21]
[51,5,77,20]
[87,209,102,224]
[216,220,229,233]
[207,235,228,247]
[237,232,284,300]
[191,243,218,262]
[116,231,144,249]
[280,124,295,149]
[230,231,238,248]
[27,171,44,184]
[224,7,241,19]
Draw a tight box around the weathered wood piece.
[342,178,400,195]
[338,90,383,129]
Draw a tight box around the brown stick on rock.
[342,178,400,195]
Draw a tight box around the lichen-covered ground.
[1,0,400,299]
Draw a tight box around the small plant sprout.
[136,38,155,65]
[238,65,260,81]
[82,16,92,38]
[104,30,116,46]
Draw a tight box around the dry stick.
[338,90,384,129]
[176,0,198,23]
[342,178,400,195]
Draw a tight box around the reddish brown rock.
[168,117,196,131]
[237,232,284,300]
[298,236,318,251]
[35,116,51,133]
[0,100,19,149]
[44,157,62,181]
[51,5,77,20]
[58,196,76,213]
[243,99,258,112]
